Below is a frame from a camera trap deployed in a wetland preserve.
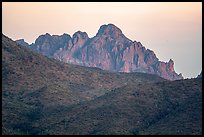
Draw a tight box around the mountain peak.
[16,39,29,47]
[62,33,69,37]
[61,33,71,39]
[72,31,89,39]
[96,23,123,37]
[168,59,174,65]
[167,59,175,72]
[45,33,51,37]
[34,33,52,44]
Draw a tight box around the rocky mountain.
[16,39,30,47]
[16,24,183,80]
[2,34,202,135]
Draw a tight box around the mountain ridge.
[2,34,202,135]
[16,24,183,80]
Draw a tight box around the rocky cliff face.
[16,24,183,80]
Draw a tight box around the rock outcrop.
[16,24,183,80]
[16,39,29,47]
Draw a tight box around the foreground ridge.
[2,34,202,135]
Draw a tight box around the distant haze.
[2,2,202,78]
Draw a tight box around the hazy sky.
[2,2,202,78]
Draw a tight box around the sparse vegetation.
[2,34,202,135]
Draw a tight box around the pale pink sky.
[2,2,202,78]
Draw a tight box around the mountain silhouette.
[16,24,183,80]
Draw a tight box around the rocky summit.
[16,24,183,80]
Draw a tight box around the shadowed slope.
[2,34,201,135]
